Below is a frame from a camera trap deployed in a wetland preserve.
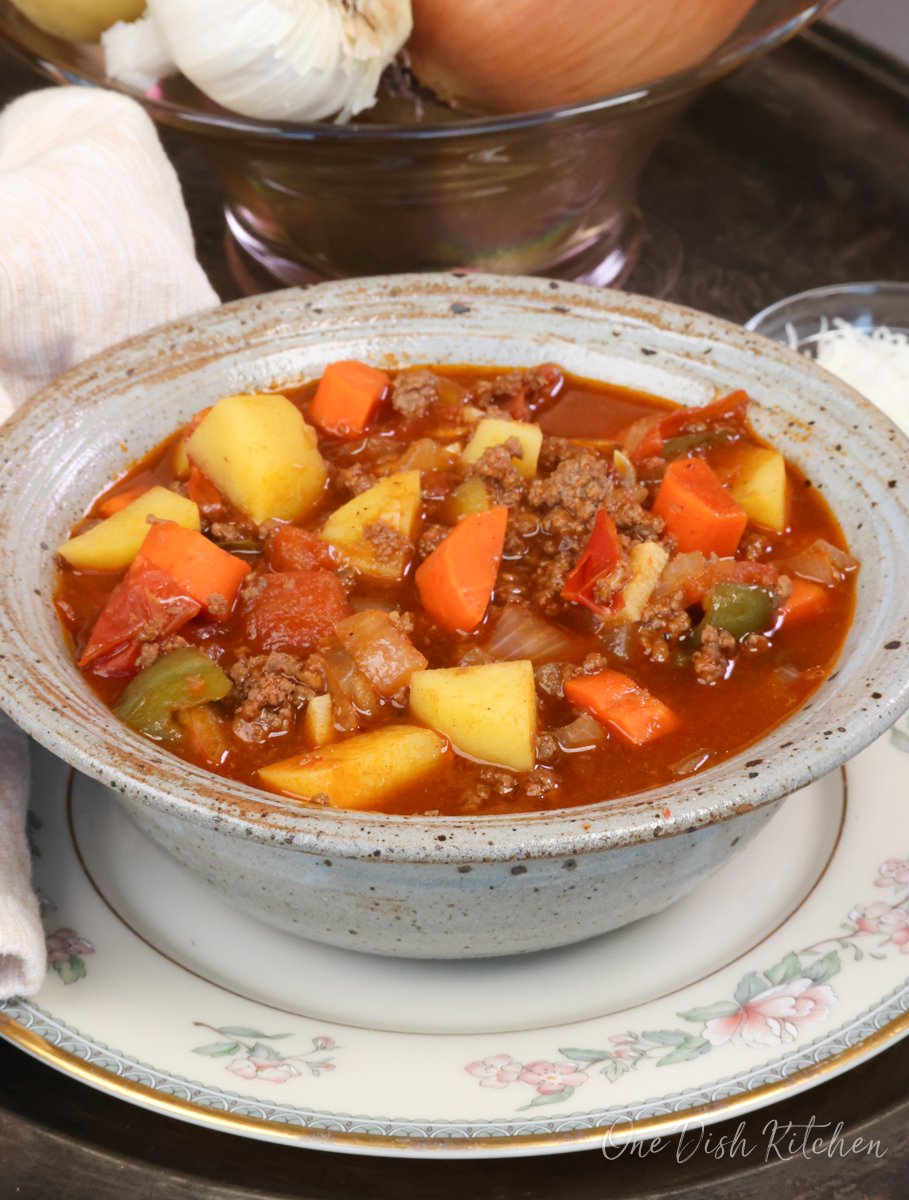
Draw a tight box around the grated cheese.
[785,318,909,435]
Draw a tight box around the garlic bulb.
[408,0,757,113]
[105,0,412,123]
[103,10,175,92]
[12,0,145,42]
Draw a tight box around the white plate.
[3,728,909,1159]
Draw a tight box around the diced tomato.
[187,464,225,518]
[561,510,623,615]
[264,525,336,573]
[680,559,780,607]
[622,391,750,462]
[79,563,201,677]
[242,570,350,655]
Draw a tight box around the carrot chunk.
[309,360,390,439]
[652,457,747,558]
[564,669,680,746]
[138,522,250,619]
[415,507,508,634]
[778,578,830,625]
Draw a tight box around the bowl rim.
[0,1,837,139]
[746,279,909,335]
[1,272,908,865]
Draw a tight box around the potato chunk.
[258,725,447,810]
[302,693,335,748]
[58,487,200,571]
[186,393,327,526]
[724,447,788,533]
[461,418,543,480]
[319,471,421,581]
[409,660,536,772]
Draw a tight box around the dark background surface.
[1,24,909,1199]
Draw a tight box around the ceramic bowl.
[1,275,908,959]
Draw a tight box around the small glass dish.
[747,281,909,433]
[747,281,909,348]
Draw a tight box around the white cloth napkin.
[0,87,219,999]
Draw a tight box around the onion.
[335,609,427,697]
[484,604,580,665]
[782,539,859,587]
[653,551,706,600]
[314,644,381,729]
[555,713,605,752]
[409,0,756,114]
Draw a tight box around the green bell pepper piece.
[115,647,231,741]
[703,582,775,640]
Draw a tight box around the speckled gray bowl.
[1,275,908,959]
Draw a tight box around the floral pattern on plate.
[466,852,909,1108]
[192,1024,338,1083]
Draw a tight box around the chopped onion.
[382,438,457,475]
[783,538,859,586]
[597,622,631,660]
[653,551,706,599]
[555,713,605,752]
[315,644,381,728]
[335,609,427,697]
[484,604,580,665]
[670,750,711,777]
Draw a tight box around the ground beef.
[209,520,254,544]
[741,532,772,561]
[692,625,737,684]
[528,450,614,531]
[468,439,526,507]
[336,463,377,497]
[534,662,565,699]
[418,523,450,558]
[228,652,324,744]
[364,520,409,563]
[638,592,693,663]
[458,646,496,667]
[522,767,560,800]
[776,574,794,606]
[134,635,190,671]
[391,369,440,419]
[470,767,518,806]
[534,733,559,764]
[538,436,586,473]
[473,364,562,418]
[530,550,576,616]
[742,632,772,653]
[503,509,538,558]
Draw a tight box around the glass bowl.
[1,0,835,291]
[747,281,909,433]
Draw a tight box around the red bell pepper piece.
[561,510,624,615]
